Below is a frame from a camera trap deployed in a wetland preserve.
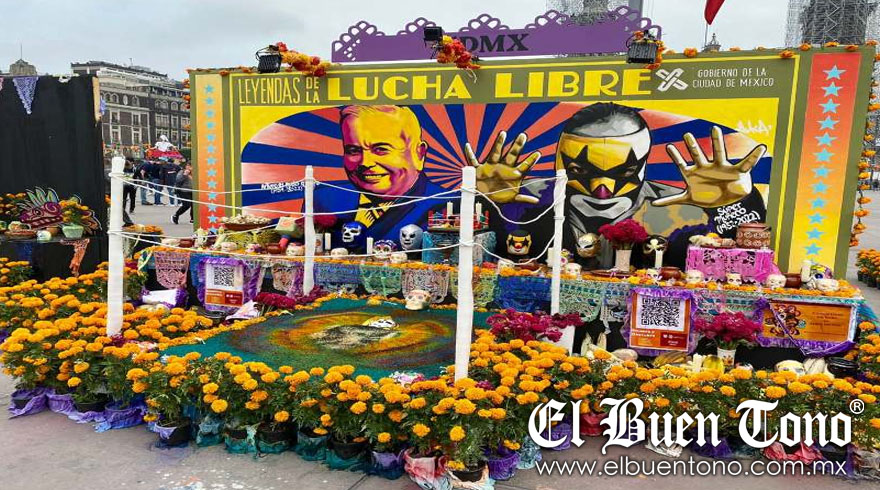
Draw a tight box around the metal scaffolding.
[785,0,880,46]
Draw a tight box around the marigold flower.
[274,410,290,423]
[449,425,466,442]
[412,423,431,437]
[211,399,228,413]
[377,432,391,444]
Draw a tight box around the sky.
[0,0,790,80]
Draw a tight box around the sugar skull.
[36,230,52,241]
[341,222,365,248]
[405,289,431,311]
[547,248,572,267]
[576,233,600,258]
[765,274,786,289]
[506,229,532,257]
[816,278,840,293]
[399,224,423,251]
[725,272,742,287]
[564,262,582,277]
[390,251,408,264]
[775,360,806,377]
[800,260,833,289]
[330,247,349,257]
[496,258,516,274]
[245,243,262,254]
[373,240,397,260]
[286,242,305,256]
[685,269,704,285]
[645,268,661,283]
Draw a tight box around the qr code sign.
[639,297,683,330]
[212,265,236,288]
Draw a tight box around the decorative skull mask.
[405,289,431,311]
[330,247,349,257]
[390,251,408,264]
[373,240,397,260]
[642,235,668,257]
[685,269,704,285]
[564,262,582,277]
[726,272,742,286]
[399,224,423,251]
[765,274,786,289]
[341,222,365,248]
[576,233,600,258]
[506,229,532,257]
[286,242,305,256]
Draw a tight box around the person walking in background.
[172,163,194,225]
[149,159,165,205]
[136,160,153,205]
[162,159,180,206]
[122,158,137,214]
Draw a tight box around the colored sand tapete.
[165,298,492,378]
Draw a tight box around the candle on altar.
[475,202,482,220]
[366,237,374,255]
[654,250,664,269]
[324,233,331,252]
[446,201,454,217]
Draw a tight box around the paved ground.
[1,196,878,489]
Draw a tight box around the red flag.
[705,0,726,24]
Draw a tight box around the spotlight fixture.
[626,32,659,64]
[255,45,282,74]
[423,26,444,44]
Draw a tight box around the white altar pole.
[303,166,316,294]
[549,169,573,352]
[106,155,125,337]
[454,166,476,380]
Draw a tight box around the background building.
[71,61,189,159]
[3,58,38,76]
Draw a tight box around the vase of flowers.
[60,199,95,238]
[598,219,648,271]
[694,311,763,367]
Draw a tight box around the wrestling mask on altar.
[556,103,651,203]
[576,232,601,258]
[506,229,532,257]
[399,224,423,251]
[341,222,366,249]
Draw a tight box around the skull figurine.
[286,242,305,256]
[373,240,397,260]
[496,259,516,274]
[399,224,423,251]
[340,222,365,249]
[645,268,661,283]
[405,289,431,311]
[725,273,743,287]
[816,278,840,293]
[390,251,408,264]
[547,248,572,267]
[576,233,600,258]
[563,262,582,277]
[506,229,532,257]
[330,247,349,257]
[685,269,704,285]
[765,274,786,289]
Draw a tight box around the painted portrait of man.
[311,105,444,241]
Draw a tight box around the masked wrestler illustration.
[466,103,768,265]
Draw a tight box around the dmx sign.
[331,8,662,63]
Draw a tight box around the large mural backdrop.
[190,48,874,273]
